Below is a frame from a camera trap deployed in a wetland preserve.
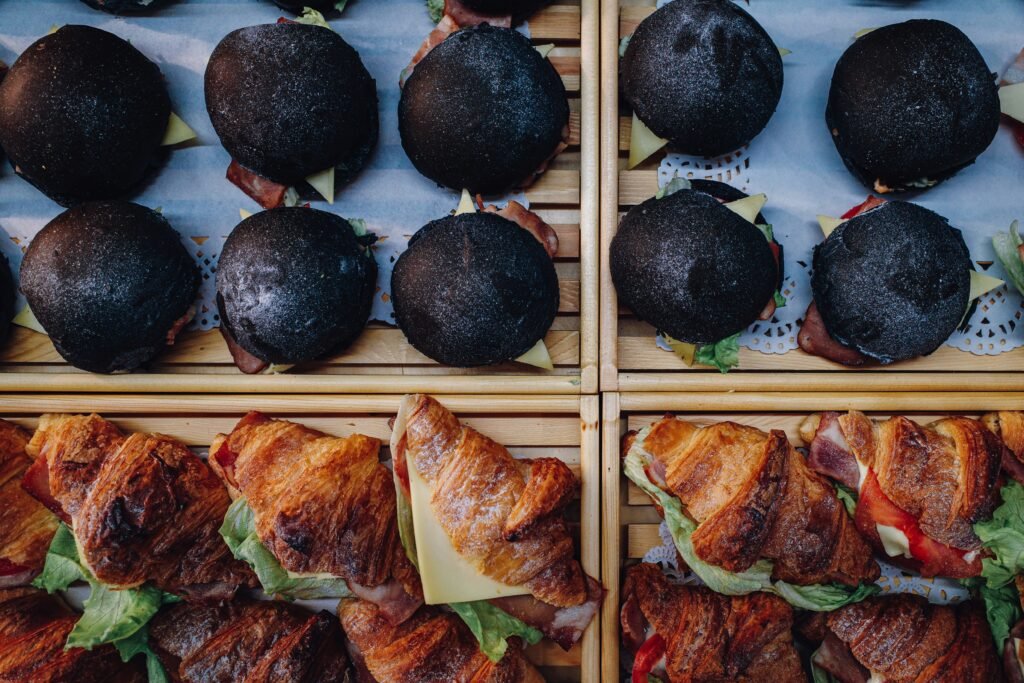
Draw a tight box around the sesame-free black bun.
[80,0,169,12]
[812,201,971,364]
[391,212,559,367]
[458,0,549,20]
[0,257,13,348]
[0,26,171,207]
[398,24,569,194]
[610,183,777,344]
[205,22,378,185]
[216,207,377,366]
[621,0,783,157]
[826,20,999,193]
[272,1,345,12]
[19,202,199,373]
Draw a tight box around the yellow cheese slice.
[662,333,695,366]
[854,27,876,39]
[239,208,253,220]
[723,193,767,224]
[777,47,791,57]
[48,25,60,35]
[162,112,197,146]
[515,339,553,370]
[999,83,1024,124]
[455,188,476,215]
[406,449,529,604]
[875,523,913,559]
[306,167,335,204]
[263,364,295,375]
[970,270,1005,300]
[534,43,555,59]
[12,306,45,334]
[817,215,844,237]
[628,113,668,169]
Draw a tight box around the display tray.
[1,392,600,682]
[0,0,599,395]
[599,391,1024,682]
[599,0,1024,393]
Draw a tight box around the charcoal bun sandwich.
[19,201,199,373]
[391,198,560,367]
[205,13,378,208]
[0,26,173,206]
[79,0,169,12]
[399,23,569,195]
[272,1,347,13]
[216,207,377,374]
[827,20,1000,193]
[610,179,784,369]
[621,0,783,167]
[800,199,980,366]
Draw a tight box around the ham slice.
[226,160,288,210]
[479,199,559,258]
[812,633,870,683]
[806,412,861,490]
[798,302,871,366]
[444,0,513,30]
[348,579,422,627]
[219,323,269,375]
[20,456,69,523]
[489,575,603,650]
[619,592,648,655]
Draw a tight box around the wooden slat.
[619,5,654,36]
[528,168,581,204]
[551,52,582,93]
[617,392,1024,413]
[529,5,583,42]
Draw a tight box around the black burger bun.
[621,0,783,157]
[205,22,378,185]
[391,211,559,367]
[216,207,377,366]
[826,20,999,193]
[457,0,550,21]
[812,200,971,364]
[272,1,345,13]
[80,0,169,13]
[398,24,569,195]
[0,26,171,206]
[610,184,778,344]
[19,202,199,373]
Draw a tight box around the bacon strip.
[480,199,559,258]
[20,457,68,523]
[219,323,269,375]
[165,306,195,346]
[489,574,604,650]
[806,412,861,490]
[226,160,288,210]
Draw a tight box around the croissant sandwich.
[620,563,806,683]
[340,599,543,683]
[623,416,879,611]
[390,394,602,657]
[0,587,144,682]
[808,594,1003,683]
[0,420,57,587]
[209,412,422,623]
[148,598,351,682]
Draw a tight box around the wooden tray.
[1,392,601,682]
[598,0,1024,393]
[599,391,1024,682]
[0,0,600,395]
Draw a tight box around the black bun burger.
[80,0,168,12]
[611,179,781,345]
[392,209,559,367]
[0,26,171,206]
[216,207,377,374]
[205,20,378,205]
[19,202,199,373]
[800,200,972,366]
[827,20,1000,194]
[399,23,569,195]
[450,0,550,22]
[621,0,783,157]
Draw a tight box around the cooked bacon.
[812,633,870,683]
[757,297,777,321]
[490,574,603,650]
[519,131,570,191]
[0,560,34,590]
[165,306,195,346]
[805,412,861,490]
[619,592,648,655]
[401,15,460,87]
[226,160,288,210]
[219,323,269,374]
[20,456,68,523]
[480,199,559,258]
[348,578,422,627]
[798,302,872,366]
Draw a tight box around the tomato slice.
[632,633,666,683]
[841,196,886,220]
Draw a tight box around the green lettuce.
[294,8,332,29]
[618,34,632,58]
[624,432,877,610]
[448,601,543,663]
[994,220,1024,296]
[334,0,350,12]
[219,497,353,600]
[427,0,444,23]
[809,651,838,683]
[961,576,1023,650]
[694,333,740,374]
[655,175,690,199]
[113,624,170,683]
[975,481,1024,589]
[754,224,786,308]
[834,484,857,517]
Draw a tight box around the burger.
[19,202,199,373]
[826,20,1000,193]
[205,12,378,208]
[0,26,174,206]
[80,0,168,12]
[621,0,783,167]
[399,23,569,195]
[216,207,378,374]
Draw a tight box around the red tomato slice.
[841,196,886,220]
[632,633,666,683]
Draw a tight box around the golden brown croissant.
[148,598,351,682]
[812,594,1003,683]
[209,412,422,622]
[801,411,1004,577]
[0,421,57,587]
[984,411,1024,483]
[620,563,806,683]
[0,587,144,682]
[627,416,878,587]
[22,414,255,599]
[339,599,542,683]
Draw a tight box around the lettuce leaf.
[975,481,1024,589]
[219,497,353,600]
[113,625,169,683]
[773,290,787,308]
[427,0,444,23]
[32,522,88,591]
[835,484,857,517]
[334,0,349,12]
[994,220,1024,297]
[655,175,690,199]
[393,478,420,569]
[294,8,332,29]
[694,333,740,374]
[624,432,875,610]
[448,600,543,663]
[618,34,632,58]
[809,652,838,683]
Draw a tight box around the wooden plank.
[618,370,1024,392]
[577,0,601,395]
[619,5,654,36]
[578,395,601,683]
[617,392,1024,413]
[600,393,622,683]
[530,5,583,42]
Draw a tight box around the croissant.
[0,587,144,682]
[811,594,1003,683]
[1005,576,1024,683]
[339,599,542,683]
[148,598,350,682]
[620,563,806,683]
[209,412,422,623]
[801,411,1004,577]
[626,416,879,587]
[391,394,602,647]
[22,414,255,599]
[0,421,57,587]
[984,411,1024,484]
